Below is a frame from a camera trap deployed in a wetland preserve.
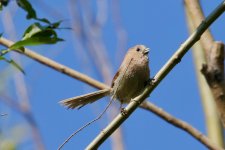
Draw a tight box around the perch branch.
[0,36,222,150]
[184,0,214,53]
[68,1,124,149]
[85,1,225,149]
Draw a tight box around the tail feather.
[59,89,111,109]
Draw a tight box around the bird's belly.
[114,74,146,103]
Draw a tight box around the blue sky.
[1,0,225,150]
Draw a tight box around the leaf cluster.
[0,0,65,73]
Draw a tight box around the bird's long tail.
[59,89,111,109]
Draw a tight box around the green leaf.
[48,21,62,29]
[22,23,43,40]
[22,22,63,40]
[16,0,37,19]
[0,33,3,37]
[8,59,25,74]
[0,56,25,74]
[0,49,12,56]
[0,56,4,60]
[36,18,51,24]
[10,37,63,49]
[9,22,64,49]
[16,0,52,24]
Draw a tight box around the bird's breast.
[112,58,150,103]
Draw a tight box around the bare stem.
[140,101,223,150]
[0,37,108,90]
[1,36,222,149]
[58,98,114,150]
[85,1,225,149]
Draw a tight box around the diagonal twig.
[0,35,222,149]
[0,29,223,150]
[85,1,225,149]
[0,37,108,90]
[140,101,223,150]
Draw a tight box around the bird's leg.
[144,77,155,87]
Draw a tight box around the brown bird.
[59,45,150,109]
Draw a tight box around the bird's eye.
[136,48,140,52]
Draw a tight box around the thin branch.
[78,1,125,150]
[0,36,221,149]
[85,1,225,149]
[185,0,224,146]
[140,101,223,150]
[69,1,125,149]
[0,37,108,90]
[0,19,223,150]
[184,0,214,53]
[58,97,114,150]
[0,33,223,150]
[0,34,123,150]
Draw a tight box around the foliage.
[0,55,25,74]
[0,0,64,73]
[10,22,64,50]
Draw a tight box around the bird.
[59,45,150,109]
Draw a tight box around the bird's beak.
[143,48,150,55]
